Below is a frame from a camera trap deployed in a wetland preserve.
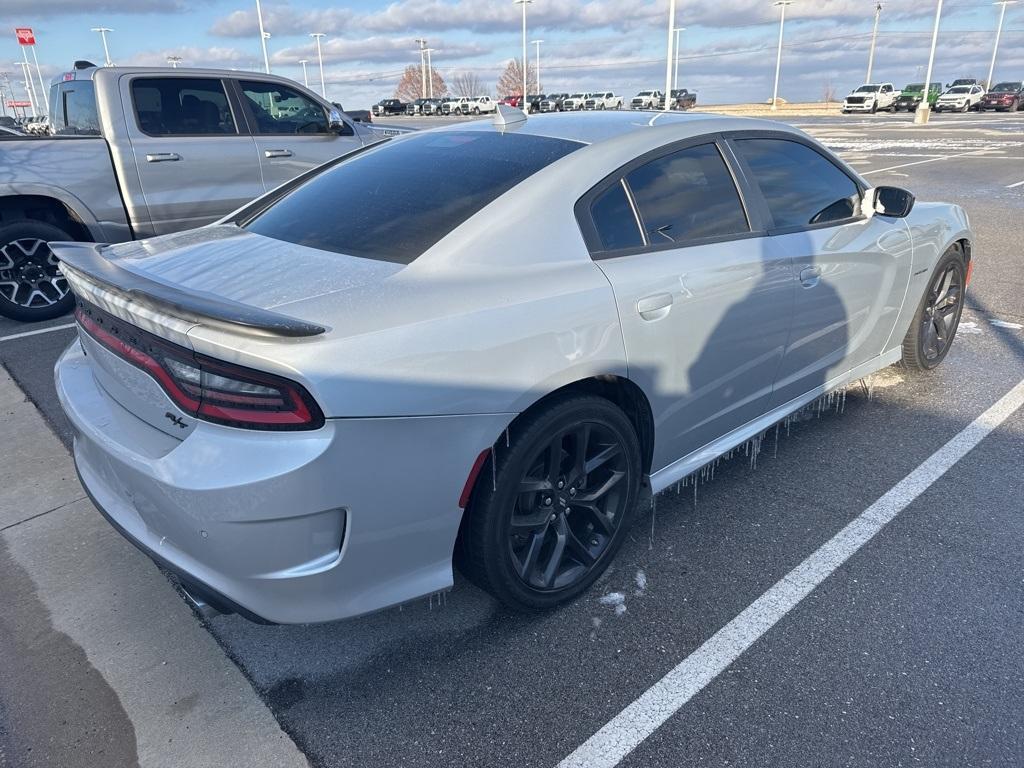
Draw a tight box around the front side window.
[735,138,859,229]
[241,81,329,134]
[625,143,749,245]
[131,78,236,136]
[243,131,583,263]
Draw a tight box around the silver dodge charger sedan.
[53,110,971,624]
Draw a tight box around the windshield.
[903,84,924,92]
[569,93,585,99]
[991,82,1022,92]
[947,87,970,94]
[243,131,583,264]
[855,85,881,93]
[638,91,654,96]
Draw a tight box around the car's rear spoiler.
[52,242,326,338]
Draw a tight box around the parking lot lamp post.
[866,2,882,83]
[310,33,327,97]
[987,1,1017,89]
[415,38,428,98]
[254,0,270,73]
[299,59,309,87]
[770,1,793,111]
[914,0,943,124]
[673,26,686,93]
[531,39,543,95]
[515,0,532,105]
[166,56,182,68]
[91,27,114,67]
[19,61,36,118]
[425,48,435,97]
[662,0,677,110]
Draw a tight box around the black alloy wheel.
[902,246,966,371]
[0,220,77,322]
[457,395,641,611]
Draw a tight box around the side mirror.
[329,108,354,136]
[869,186,915,218]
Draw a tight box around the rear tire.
[457,394,642,612]
[0,220,77,322]
[901,245,967,372]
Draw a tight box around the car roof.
[433,109,801,148]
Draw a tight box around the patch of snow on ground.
[599,592,627,616]
[634,570,648,596]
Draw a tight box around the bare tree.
[452,71,484,97]
[822,79,837,104]
[496,58,537,97]
[395,64,449,101]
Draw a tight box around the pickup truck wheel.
[0,220,76,322]
[473,107,480,115]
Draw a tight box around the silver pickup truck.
[0,63,393,322]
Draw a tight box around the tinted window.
[131,78,236,136]
[241,81,328,134]
[736,138,859,229]
[244,131,583,263]
[624,143,748,244]
[591,182,643,251]
[51,81,101,135]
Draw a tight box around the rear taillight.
[75,306,324,431]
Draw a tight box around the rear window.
[50,80,101,136]
[243,131,583,264]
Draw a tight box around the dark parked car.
[659,89,698,110]
[539,93,568,112]
[372,99,406,117]
[979,81,1024,111]
[521,94,545,113]
[406,98,432,115]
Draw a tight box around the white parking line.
[1007,180,1024,189]
[0,322,76,343]
[557,378,1024,768]
[861,148,995,176]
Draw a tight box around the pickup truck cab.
[842,83,899,113]
[372,99,406,116]
[583,92,623,110]
[0,64,387,321]
[630,91,662,110]
[560,93,591,111]
[464,96,497,114]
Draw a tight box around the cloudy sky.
[3,0,1022,110]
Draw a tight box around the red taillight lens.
[75,306,324,431]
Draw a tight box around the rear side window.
[591,182,643,251]
[243,131,583,264]
[735,138,859,229]
[131,78,236,136]
[50,81,101,136]
[625,143,749,244]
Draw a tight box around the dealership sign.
[7,101,32,108]
[15,28,35,46]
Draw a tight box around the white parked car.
[934,85,986,113]
[561,93,591,111]
[23,115,51,135]
[842,84,899,114]
[465,96,497,115]
[584,92,623,110]
[630,90,662,110]
[54,111,972,624]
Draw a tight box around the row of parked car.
[372,88,699,117]
[0,115,50,135]
[842,78,1024,114]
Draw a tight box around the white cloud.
[272,36,489,66]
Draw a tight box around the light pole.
[531,39,543,94]
[19,61,36,117]
[866,3,882,84]
[673,26,686,93]
[915,0,943,124]
[254,0,270,73]
[91,27,114,66]
[166,56,182,68]
[987,1,1017,89]
[515,0,533,101]
[425,48,435,97]
[415,38,428,98]
[29,44,48,113]
[771,1,793,111]
[310,33,327,97]
[299,59,309,87]
[663,0,676,110]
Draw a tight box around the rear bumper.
[56,339,509,624]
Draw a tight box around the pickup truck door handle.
[264,149,293,158]
[145,153,181,163]
[637,293,674,321]
[799,266,822,287]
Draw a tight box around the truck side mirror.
[329,108,353,136]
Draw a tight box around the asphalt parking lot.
[2,111,1023,768]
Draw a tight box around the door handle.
[799,266,822,287]
[637,293,673,321]
[264,149,293,158]
[145,152,181,163]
